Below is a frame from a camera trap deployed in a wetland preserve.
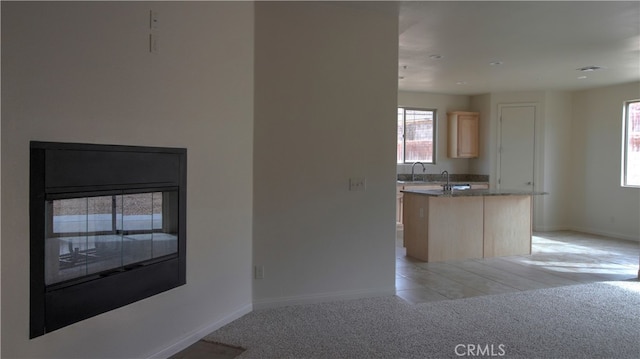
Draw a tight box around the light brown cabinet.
[396,183,441,224]
[403,192,532,262]
[448,111,479,158]
[404,194,484,262]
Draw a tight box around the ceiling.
[398,1,640,95]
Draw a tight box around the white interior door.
[498,105,536,191]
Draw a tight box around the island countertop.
[401,188,547,197]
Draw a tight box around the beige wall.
[469,85,639,238]
[469,91,550,229]
[571,82,640,241]
[482,91,547,192]
[397,91,473,175]
[253,1,398,308]
[1,1,637,357]
[1,2,254,357]
[469,93,492,176]
[540,91,573,231]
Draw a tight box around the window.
[45,191,178,285]
[397,107,436,164]
[623,100,640,187]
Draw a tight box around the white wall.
[469,93,492,175]
[570,82,640,241]
[540,91,573,231]
[397,91,472,175]
[1,2,254,357]
[253,2,398,308]
[401,90,575,232]
[469,91,573,231]
[470,85,639,239]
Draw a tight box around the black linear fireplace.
[30,141,187,338]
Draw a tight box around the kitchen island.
[402,189,545,262]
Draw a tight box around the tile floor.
[396,229,640,304]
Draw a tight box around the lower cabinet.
[396,184,441,224]
[404,195,484,261]
[403,192,532,262]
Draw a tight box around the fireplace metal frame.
[29,141,187,338]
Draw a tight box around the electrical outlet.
[349,177,366,191]
[149,33,159,54]
[254,265,264,280]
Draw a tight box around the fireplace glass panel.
[45,191,178,285]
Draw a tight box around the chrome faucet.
[441,170,452,191]
[411,162,426,181]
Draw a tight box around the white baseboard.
[533,225,571,232]
[566,226,640,242]
[253,287,396,310]
[532,225,639,242]
[147,302,253,359]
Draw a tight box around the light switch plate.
[254,265,264,280]
[150,10,159,30]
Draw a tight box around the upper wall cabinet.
[447,111,479,158]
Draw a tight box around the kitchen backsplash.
[397,173,489,182]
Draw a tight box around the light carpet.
[205,281,640,358]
